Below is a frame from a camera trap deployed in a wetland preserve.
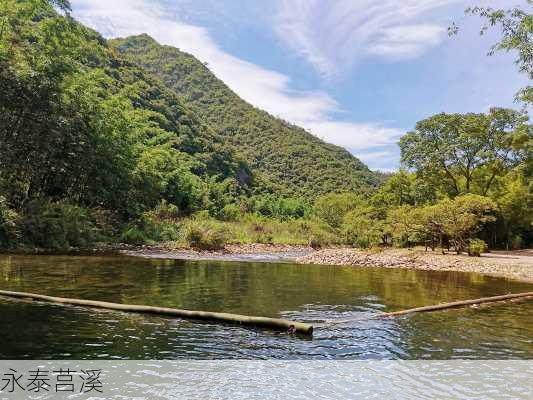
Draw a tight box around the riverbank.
[121,243,314,262]
[123,244,533,283]
[297,248,533,283]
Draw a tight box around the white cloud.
[356,151,395,162]
[305,122,402,151]
[73,0,340,123]
[304,122,402,172]
[367,24,445,58]
[71,0,403,169]
[273,0,458,77]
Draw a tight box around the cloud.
[72,0,340,122]
[273,0,458,77]
[305,122,402,151]
[367,24,445,58]
[71,0,402,169]
[305,122,402,172]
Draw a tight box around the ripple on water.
[0,254,532,360]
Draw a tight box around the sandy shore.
[122,243,533,283]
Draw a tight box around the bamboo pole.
[323,291,533,326]
[0,290,313,335]
[377,291,533,318]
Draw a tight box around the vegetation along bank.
[0,1,531,267]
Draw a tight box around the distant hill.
[111,34,380,198]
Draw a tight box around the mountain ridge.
[110,34,380,198]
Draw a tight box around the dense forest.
[110,34,380,198]
[0,0,531,253]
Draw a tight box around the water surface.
[0,254,531,359]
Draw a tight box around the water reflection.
[0,254,531,359]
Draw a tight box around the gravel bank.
[121,243,533,283]
[296,248,533,283]
[121,243,313,262]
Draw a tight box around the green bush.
[0,196,19,249]
[121,201,181,245]
[20,200,100,250]
[247,194,310,220]
[120,226,148,245]
[151,200,180,221]
[342,208,384,249]
[305,220,339,248]
[314,193,362,228]
[220,203,241,221]
[510,235,524,250]
[250,223,274,243]
[89,207,119,241]
[468,239,488,257]
[183,220,229,250]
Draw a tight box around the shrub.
[120,226,148,245]
[220,203,241,221]
[121,201,181,245]
[20,200,100,250]
[306,219,339,248]
[314,193,362,228]
[183,220,229,250]
[250,222,273,243]
[342,207,384,248]
[89,207,120,242]
[151,200,180,221]
[0,196,19,249]
[510,235,524,250]
[193,210,211,220]
[247,195,310,220]
[468,239,488,257]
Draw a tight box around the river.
[0,254,531,359]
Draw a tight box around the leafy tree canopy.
[399,108,531,197]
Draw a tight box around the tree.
[314,193,362,229]
[387,205,444,250]
[400,109,531,197]
[386,195,496,253]
[342,205,384,248]
[439,195,496,254]
[371,170,436,211]
[493,172,533,248]
[451,1,533,105]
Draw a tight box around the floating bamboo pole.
[323,291,533,326]
[377,291,533,318]
[0,290,313,335]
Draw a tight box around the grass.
[122,211,340,249]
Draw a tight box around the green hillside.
[0,0,257,247]
[111,35,379,198]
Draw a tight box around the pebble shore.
[296,248,533,283]
[120,243,533,283]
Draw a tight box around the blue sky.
[71,0,528,171]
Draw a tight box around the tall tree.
[399,109,530,197]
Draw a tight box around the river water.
[0,254,531,359]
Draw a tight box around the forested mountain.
[110,35,380,198]
[0,0,256,247]
[0,0,379,249]
[3,0,528,252]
